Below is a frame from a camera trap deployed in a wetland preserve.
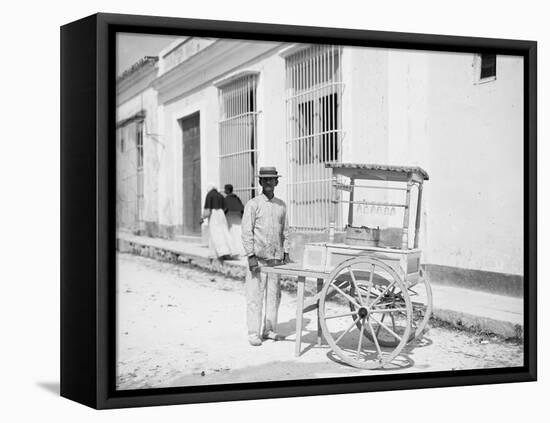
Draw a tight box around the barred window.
[218,74,259,204]
[136,121,144,171]
[474,53,497,84]
[480,54,496,79]
[116,119,145,234]
[285,45,344,231]
[136,121,144,226]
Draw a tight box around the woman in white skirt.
[202,184,234,260]
[223,184,246,257]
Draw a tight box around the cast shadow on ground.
[276,317,312,339]
[324,331,415,371]
[408,335,433,348]
[36,381,60,396]
[277,317,328,356]
[326,350,414,371]
[276,317,428,370]
[170,358,381,387]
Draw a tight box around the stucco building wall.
[333,48,523,278]
[116,40,524,294]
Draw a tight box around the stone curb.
[432,307,523,340]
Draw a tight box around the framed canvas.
[60,13,537,409]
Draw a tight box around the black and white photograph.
[115,32,525,390]
[4,0,548,419]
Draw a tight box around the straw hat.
[257,166,282,178]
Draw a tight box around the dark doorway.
[180,112,201,236]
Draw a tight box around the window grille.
[218,74,259,204]
[285,45,344,232]
[474,53,497,84]
[116,119,145,234]
[480,53,496,79]
[136,121,144,227]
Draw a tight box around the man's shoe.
[248,335,262,346]
[262,331,284,341]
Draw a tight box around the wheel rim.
[408,273,433,341]
[319,257,412,369]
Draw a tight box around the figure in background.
[223,184,246,257]
[241,167,291,346]
[202,183,234,260]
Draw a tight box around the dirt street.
[116,254,524,390]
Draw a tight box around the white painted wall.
[344,47,390,164]
[341,47,393,230]
[255,51,288,201]
[334,47,523,275]
[118,42,524,276]
[423,52,523,275]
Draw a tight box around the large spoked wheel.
[319,257,412,369]
[350,267,433,348]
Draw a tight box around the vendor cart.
[264,163,432,370]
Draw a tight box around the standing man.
[241,167,290,346]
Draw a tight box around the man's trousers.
[245,262,281,337]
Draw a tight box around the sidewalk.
[117,233,523,340]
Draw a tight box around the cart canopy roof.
[325,163,429,181]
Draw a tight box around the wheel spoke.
[373,300,394,307]
[369,308,408,314]
[360,283,382,295]
[366,317,383,360]
[331,283,362,309]
[366,264,375,307]
[375,312,386,337]
[335,316,361,345]
[369,281,396,309]
[365,283,371,307]
[370,315,403,342]
[348,267,365,306]
[335,279,351,289]
[359,284,381,301]
[324,311,358,320]
[356,319,365,359]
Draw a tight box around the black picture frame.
[60,12,537,409]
